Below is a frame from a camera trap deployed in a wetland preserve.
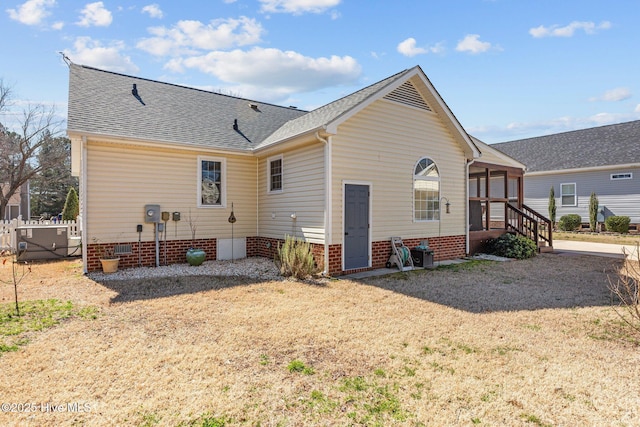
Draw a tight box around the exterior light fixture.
[440,197,451,214]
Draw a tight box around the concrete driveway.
[553,239,640,259]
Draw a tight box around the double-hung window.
[414,157,440,221]
[198,157,225,207]
[268,155,283,193]
[560,183,576,206]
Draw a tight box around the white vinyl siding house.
[68,63,523,274]
[517,167,640,225]
[494,120,640,227]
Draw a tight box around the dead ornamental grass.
[0,253,639,426]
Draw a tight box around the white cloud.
[76,1,112,27]
[397,38,426,57]
[52,21,64,30]
[397,38,444,57]
[635,104,640,113]
[137,17,264,56]
[6,0,55,26]
[455,34,492,54]
[177,47,361,100]
[589,87,632,102]
[63,37,138,73]
[259,0,341,14]
[141,4,163,19]
[529,21,611,38]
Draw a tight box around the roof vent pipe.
[132,83,138,97]
[233,119,238,131]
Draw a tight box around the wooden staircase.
[506,204,553,252]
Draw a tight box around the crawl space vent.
[384,81,431,111]
[114,244,133,255]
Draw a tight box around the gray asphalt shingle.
[67,64,307,150]
[492,120,640,172]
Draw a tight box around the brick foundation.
[88,234,466,275]
[335,235,466,276]
[87,238,217,272]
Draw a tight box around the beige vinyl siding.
[331,99,467,244]
[86,141,257,243]
[257,143,325,243]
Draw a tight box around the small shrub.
[605,216,630,234]
[589,192,599,232]
[487,233,537,260]
[62,187,79,221]
[558,214,582,231]
[548,186,556,226]
[276,235,319,279]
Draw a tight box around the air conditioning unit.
[16,225,69,261]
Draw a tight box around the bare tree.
[0,80,67,219]
[609,245,640,338]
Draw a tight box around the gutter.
[68,131,254,157]
[254,126,328,155]
[525,163,640,176]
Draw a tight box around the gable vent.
[383,81,431,111]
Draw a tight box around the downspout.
[81,136,88,274]
[315,131,331,276]
[256,157,259,239]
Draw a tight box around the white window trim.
[560,182,577,207]
[197,156,226,208]
[267,154,284,194]
[610,172,633,180]
[413,157,440,222]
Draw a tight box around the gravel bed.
[88,256,282,282]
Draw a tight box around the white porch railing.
[0,216,81,252]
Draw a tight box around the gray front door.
[344,184,369,270]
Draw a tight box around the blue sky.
[2,0,639,143]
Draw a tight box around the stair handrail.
[506,204,538,243]
[522,204,553,247]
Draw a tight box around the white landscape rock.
[89,257,282,282]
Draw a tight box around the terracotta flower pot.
[100,258,120,273]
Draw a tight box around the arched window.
[414,157,440,221]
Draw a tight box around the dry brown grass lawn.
[0,253,639,426]
[555,231,640,246]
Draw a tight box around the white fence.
[0,217,81,252]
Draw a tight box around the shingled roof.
[492,120,640,172]
[68,64,483,159]
[67,64,307,151]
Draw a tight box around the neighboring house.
[2,182,30,221]
[493,120,640,230]
[67,64,527,274]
